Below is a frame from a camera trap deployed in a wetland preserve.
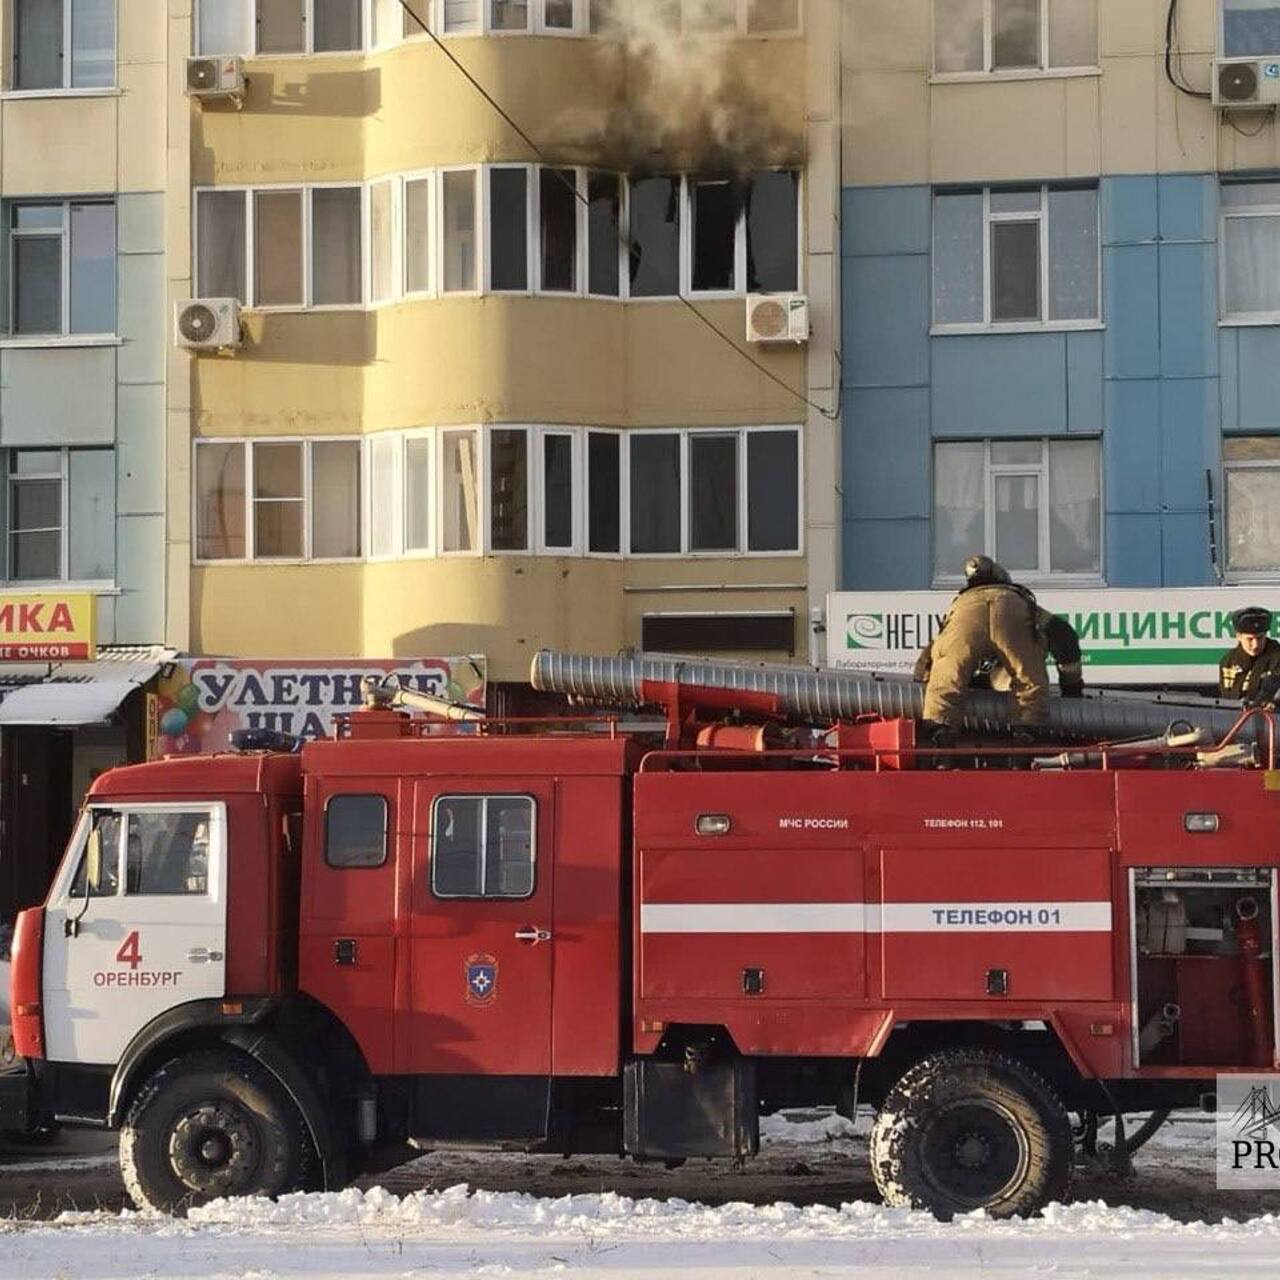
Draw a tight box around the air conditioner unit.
[746,293,809,344]
[175,299,241,351]
[1214,57,1280,107]
[185,54,245,100]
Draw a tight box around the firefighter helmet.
[963,555,1011,587]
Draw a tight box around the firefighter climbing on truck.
[915,555,1084,735]
[1,649,1276,1222]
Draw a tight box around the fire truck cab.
[4,696,1279,1220]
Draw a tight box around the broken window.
[540,168,577,293]
[629,176,680,298]
[587,172,621,296]
[747,170,798,292]
[691,178,739,293]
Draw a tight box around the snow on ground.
[2,1112,1276,1279]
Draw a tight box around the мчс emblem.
[465,954,498,1005]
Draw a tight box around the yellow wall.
[843,0,1280,186]
[176,21,822,680]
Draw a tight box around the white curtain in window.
[198,0,251,53]
[933,193,983,324]
[933,442,984,576]
[1227,467,1280,571]
[369,435,400,558]
[370,180,396,304]
[311,441,361,559]
[1048,440,1100,573]
[1224,216,1280,317]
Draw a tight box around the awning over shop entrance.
[0,648,175,727]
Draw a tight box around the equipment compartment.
[1132,868,1275,1068]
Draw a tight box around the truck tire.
[120,1048,314,1214]
[869,1048,1072,1220]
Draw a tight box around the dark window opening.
[689,433,738,551]
[491,428,528,551]
[630,433,681,553]
[588,432,620,553]
[692,178,740,292]
[490,168,529,291]
[747,170,799,293]
[629,176,680,298]
[540,169,577,293]
[747,430,799,551]
[587,172,621,296]
[543,434,574,549]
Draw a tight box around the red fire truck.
[2,653,1276,1219]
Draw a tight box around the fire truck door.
[406,780,554,1091]
[42,803,227,1066]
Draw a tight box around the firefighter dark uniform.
[1219,607,1280,703]
[918,557,1055,728]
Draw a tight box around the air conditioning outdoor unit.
[746,293,809,344]
[175,299,242,351]
[1214,57,1280,107]
[185,55,246,100]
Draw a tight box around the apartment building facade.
[167,0,841,719]
[834,0,1280,683]
[0,1,169,917]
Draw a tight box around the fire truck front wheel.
[869,1048,1072,1221]
[120,1048,315,1214]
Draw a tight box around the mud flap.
[624,1058,758,1160]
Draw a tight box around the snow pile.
[760,1109,860,1145]
[185,1183,1280,1244]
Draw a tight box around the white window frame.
[534,426,582,554]
[3,446,116,585]
[437,425,484,557]
[484,164,535,296]
[1222,441,1280,581]
[437,165,482,297]
[192,437,363,564]
[626,425,804,559]
[8,198,116,338]
[932,184,1102,334]
[401,426,436,558]
[367,175,402,307]
[1219,183,1280,326]
[584,170,627,302]
[193,183,366,312]
[932,437,1104,586]
[363,431,405,561]
[535,166,586,296]
[1217,0,1280,59]
[485,425,535,555]
[8,0,118,93]
[401,169,435,299]
[194,0,374,56]
[930,0,1099,79]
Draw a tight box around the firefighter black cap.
[1233,606,1273,637]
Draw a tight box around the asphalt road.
[0,1112,1275,1224]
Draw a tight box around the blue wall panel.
[1102,175,1158,245]
[932,334,1067,437]
[1162,513,1215,586]
[1157,174,1215,243]
[1104,379,1160,513]
[1159,379,1218,512]
[844,255,930,390]
[1159,243,1218,379]
[1104,244,1160,379]
[844,388,931,520]
[1066,331,1104,432]
[1106,513,1163,585]
[842,186,931,258]
[841,518,931,589]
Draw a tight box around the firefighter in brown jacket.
[916,556,1080,729]
[1219,607,1280,703]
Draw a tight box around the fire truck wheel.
[120,1049,315,1214]
[869,1048,1072,1221]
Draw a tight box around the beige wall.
[844,0,1280,186]
[174,18,833,679]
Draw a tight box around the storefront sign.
[0,592,95,661]
[149,656,487,758]
[827,588,1280,686]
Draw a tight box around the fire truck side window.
[69,811,121,899]
[431,795,535,899]
[325,795,388,868]
[124,811,210,897]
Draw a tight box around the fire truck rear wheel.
[120,1049,315,1214]
[869,1048,1072,1221]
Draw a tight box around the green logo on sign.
[846,613,884,650]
